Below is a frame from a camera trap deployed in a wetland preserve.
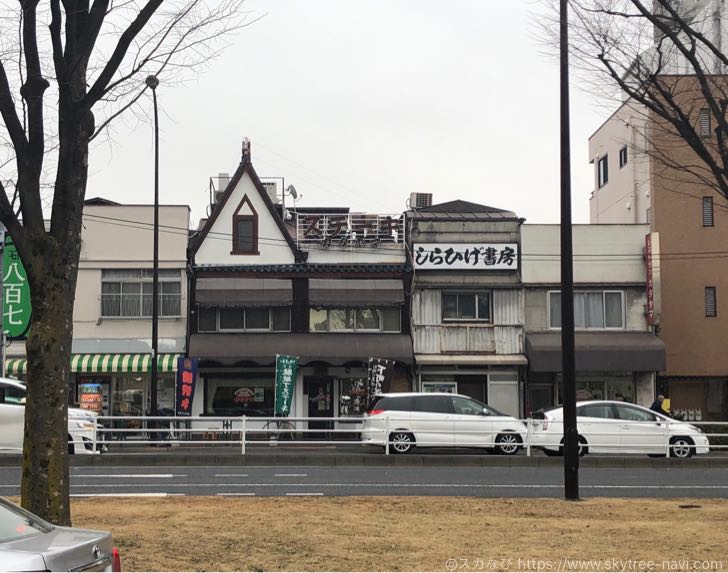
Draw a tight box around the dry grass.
[60,497,728,571]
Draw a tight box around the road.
[1,465,727,498]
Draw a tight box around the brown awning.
[525,332,666,372]
[196,278,292,306]
[308,279,404,307]
[189,333,414,366]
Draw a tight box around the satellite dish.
[286,184,298,200]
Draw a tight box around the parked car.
[0,496,121,571]
[363,392,527,454]
[0,378,102,454]
[530,400,710,458]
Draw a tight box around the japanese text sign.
[413,243,519,270]
[2,236,31,339]
[175,356,198,416]
[274,354,298,416]
[368,357,395,399]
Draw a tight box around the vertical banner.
[175,356,198,416]
[2,236,32,339]
[274,354,299,416]
[368,357,395,399]
[645,233,655,326]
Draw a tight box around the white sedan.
[530,400,710,458]
[0,378,102,454]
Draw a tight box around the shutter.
[706,287,717,317]
[703,197,714,226]
[700,109,711,137]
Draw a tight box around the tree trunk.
[20,245,78,526]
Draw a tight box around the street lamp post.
[146,75,160,418]
[560,0,580,500]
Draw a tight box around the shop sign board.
[78,383,103,414]
[368,357,395,398]
[2,236,32,339]
[274,354,298,416]
[413,243,518,270]
[175,356,198,416]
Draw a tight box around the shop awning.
[196,278,292,306]
[525,333,666,372]
[4,353,182,376]
[189,333,414,366]
[415,354,528,366]
[308,279,404,307]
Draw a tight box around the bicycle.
[262,418,296,441]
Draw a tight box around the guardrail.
[89,415,728,457]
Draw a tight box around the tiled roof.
[194,263,411,273]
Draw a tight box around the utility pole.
[560,0,580,500]
[146,75,160,416]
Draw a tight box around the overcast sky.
[86,0,608,229]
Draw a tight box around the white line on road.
[286,493,323,496]
[72,474,185,478]
[217,493,256,496]
[70,493,185,498]
[275,473,308,477]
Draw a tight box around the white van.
[0,378,101,454]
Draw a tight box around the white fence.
[90,415,728,457]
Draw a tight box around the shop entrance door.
[305,377,334,438]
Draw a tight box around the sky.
[86,0,608,229]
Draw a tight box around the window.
[198,306,291,332]
[646,207,652,224]
[549,291,624,329]
[452,396,484,416]
[703,197,714,227]
[619,146,628,168]
[422,381,457,394]
[442,292,491,322]
[577,404,616,419]
[699,108,711,137]
[706,287,717,317]
[597,155,609,188]
[309,307,401,332]
[413,395,453,414]
[231,194,258,255]
[614,404,657,422]
[101,269,181,318]
[206,376,273,416]
[0,383,24,405]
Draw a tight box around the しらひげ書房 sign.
[413,243,518,270]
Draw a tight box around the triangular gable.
[192,156,304,265]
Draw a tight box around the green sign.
[274,354,298,416]
[3,236,31,339]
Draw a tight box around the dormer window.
[231,195,259,255]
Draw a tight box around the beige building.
[589,82,728,420]
[6,199,190,417]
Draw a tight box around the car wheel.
[670,436,694,459]
[560,436,588,457]
[495,433,522,455]
[388,431,415,454]
[67,435,74,455]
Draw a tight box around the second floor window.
[597,155,609,188]
[442,292,492,322]
[699,108,711,137]
[231,195,259,255]
[101,269,181,318]
[703,196,714,227]
[549,291,624,329]
[198,306,291,332]
[309,307,401,333]
[619,146,628,168]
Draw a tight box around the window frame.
[197,306,291,333]
[231,194,259,255]
[441,291,492,323]
[101,269,182,319]
[597,155,609,188]
[548,290,625,330]
[705,286,717,318]
[703,196,714,227]
[699,108,712,137]
[619,145,628,168]
[308,307,401,333]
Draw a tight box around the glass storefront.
[338,377,367,416]
[204,374,274,417]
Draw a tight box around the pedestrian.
[649,394,670,416]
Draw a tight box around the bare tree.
[0,0,251,525]
[540,0,728,200]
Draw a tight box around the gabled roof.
[407,199,519,221]
[84,197,120,206]
[190,155,304,261]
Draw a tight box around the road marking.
[217,492,256,496]
[286,492,323,496]
[275,473,307,477]
[70,493,185,498]
[215,474,249,477]
[72,474,185,478]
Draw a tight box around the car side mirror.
[481,408,490,416]
[20,397,26,405]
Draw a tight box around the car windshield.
[0,498,53,544]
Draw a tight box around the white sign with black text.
[413,243,519,270]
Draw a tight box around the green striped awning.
[5,358,27,375]
[4,354,181,375]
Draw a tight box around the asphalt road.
[1,465,727,498]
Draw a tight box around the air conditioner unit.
[410,192,433,208]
